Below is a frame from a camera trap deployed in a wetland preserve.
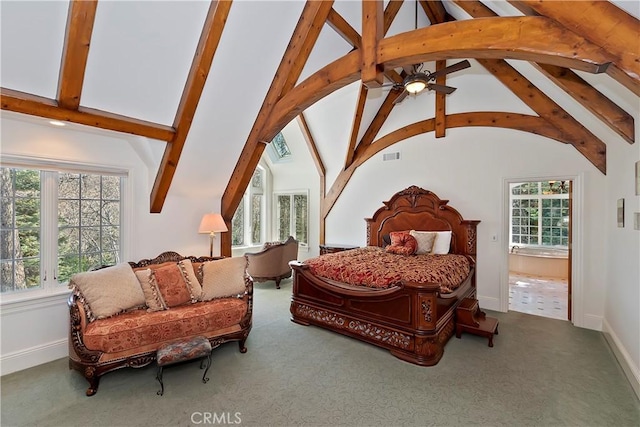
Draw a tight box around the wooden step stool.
[455,298,499,347]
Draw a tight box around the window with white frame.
[510,181,569,247]
[1,164,125,296]
[231,167,266,247]
[274,191,308,246]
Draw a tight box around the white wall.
[0,115,225,375]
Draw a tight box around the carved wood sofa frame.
[290,186,480,366]
[68,251,253,396]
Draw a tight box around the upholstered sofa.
[246,236,299,289]
[68,251,252,396]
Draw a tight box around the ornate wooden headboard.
[365,186,480,262]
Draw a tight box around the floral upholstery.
[304,246,471,292]
[156,336,212,366]
[84,299,247,354]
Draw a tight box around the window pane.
[278,195,291,241]
[231,199,245,246]
[58,173,123,281]
[251,195,262,244]
[294,195,307,245]
[1,167,42,293]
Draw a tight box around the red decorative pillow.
[152,263,192,308]
[385,231,418,256]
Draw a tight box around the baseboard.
[581,314,603,331]
[478,295,501,312]
[602,319,640,400]
[0,338,68,376]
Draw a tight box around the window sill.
[0,288,71,314]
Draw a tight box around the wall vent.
[383,152,401,161]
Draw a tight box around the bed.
[289,186,480,366]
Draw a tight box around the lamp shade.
[198,213,228,234]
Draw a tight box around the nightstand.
[319,244,359,255]
[455,298,499,347]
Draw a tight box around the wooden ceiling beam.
[324,111,567,218]
[297,113,325,179]
[150,0,233,213]
[326,8,362,49]
[361,0,384,88]
[419,1,448,25]
[384,0,404,35]
[533,63,635,144]
[454,0,635,144]
[355,112,572,167]
[345,84,368,168]
[280,2,334,97]
[378,17,615,73]
[221,0,335,241]
[434,60,446,138]
[353,88,404,160]
[511,0,640,95]
[57,0,98,110]
[1,87,175,141]
[477,58,606,173]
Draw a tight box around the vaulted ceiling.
[1,0,638,255]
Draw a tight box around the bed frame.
[290,186,480,366]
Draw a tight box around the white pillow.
[409,230,437,255]
[70,263,145,320]
[431,231,452,254]
[200,257,248,301]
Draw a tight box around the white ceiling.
[1,1,638,201]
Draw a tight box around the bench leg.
[201,355,212,383]
[156,366,164,396]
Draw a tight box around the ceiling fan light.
[403,73,428,94]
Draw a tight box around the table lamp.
[198,213,228,257]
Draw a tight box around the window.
[1,165,125,296]
[266,132,292,163]
[274,191,308,246]
[510,181,569,247]
[231,167,266,247]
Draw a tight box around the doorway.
[506,179,572,321]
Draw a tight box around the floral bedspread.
[304,246,470,293]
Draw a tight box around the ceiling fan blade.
[393,89,410,104]
[428,60,471,80]
[427,83,457,94]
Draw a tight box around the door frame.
[500,173,584,326]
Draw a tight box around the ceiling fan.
[386,59,472,104]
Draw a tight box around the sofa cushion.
[70,263,146,321]
[153,263,193,308]
[201,257,248,301]
[135,268,166,312]
[83,299,248,354]
[178,259,203,301]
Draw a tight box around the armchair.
[246,236,299,289]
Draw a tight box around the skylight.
[271,132,291,159]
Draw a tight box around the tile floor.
[509,273,568,321]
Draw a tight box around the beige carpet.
[2,279,639,426]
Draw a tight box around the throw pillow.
[201,256,248,301]
[385,231,418,256]
[431,231,453,254]
[134,268,166,312]
[70,263,145,321]
[409,230,437,255]
[177,259,203,302]
[152,263,193,308]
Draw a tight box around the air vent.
[382,152,401,161]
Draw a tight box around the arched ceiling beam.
[378,16,615,73]
[454,0,635,145]
[510,0,640,95]
[419,0,448,25]
[150,0,233,213]
[322,112,571,218]
[57,0,98,110]
[261,20,615,146]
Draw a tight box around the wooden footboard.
[290,262,476,366]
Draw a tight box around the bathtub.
[509,246,569,279]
